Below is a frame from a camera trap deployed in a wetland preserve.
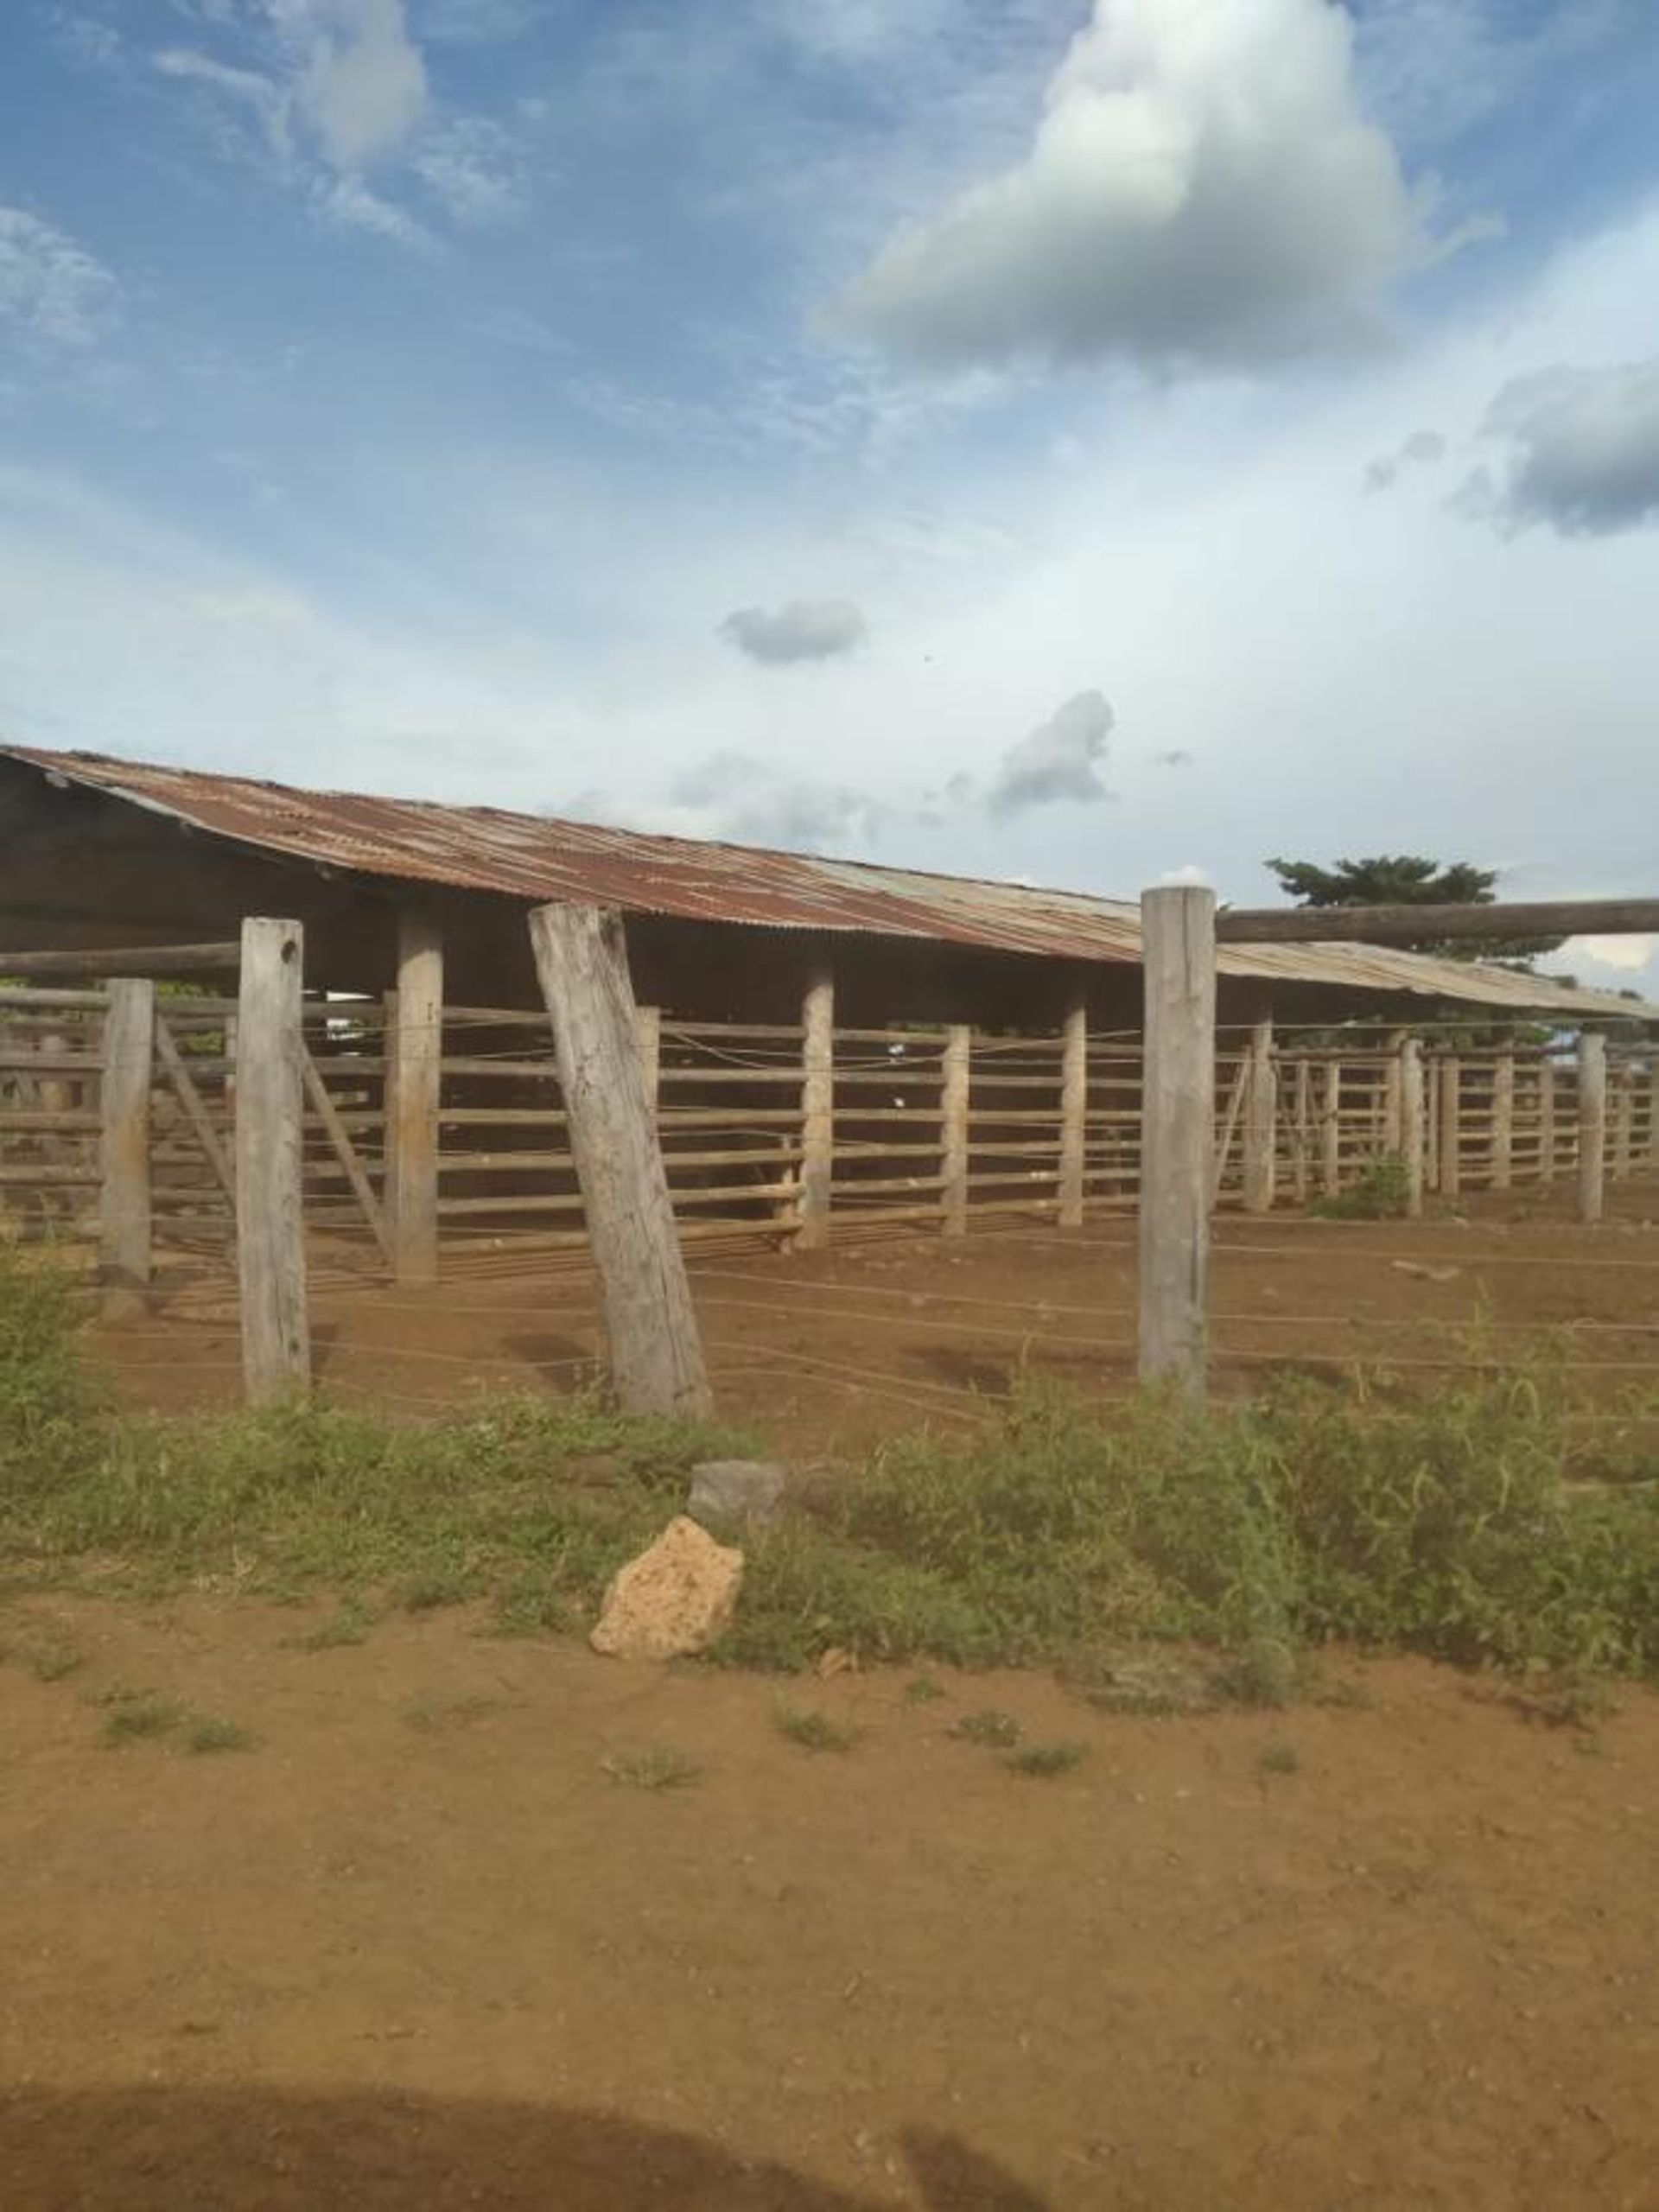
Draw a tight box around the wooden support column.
[528,903,710,1417]
[1649,1064,1659,1174]
[1438,1053,1462,1199]
[1058,998,1088,1230]
[99,978,155,1300]
[391,912,443,1285]
[1319,1059,1342,1196]
[1382,1029,1407,1154]
[1425,1058,1440,1190]
[1611,1062,1634,1181]
[1139,887,1215,1399]
[797,969,834,1251]
[1242,1015,1276,1214]
[1578,1032,1606,1225]
[634,1005,662,1107]
[940,1023,971,1237]
[236,918,309,1402]
[1401,1038,1426,1218]
[1491,1048,1515,1192]
[1537,1058,1556,1185]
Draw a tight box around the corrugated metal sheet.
[4,743,1650,1020]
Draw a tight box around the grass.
[1310,1156,1412,1221]
[186,1715,255,1755]
[601,1745,702,1791]
[403,1693,504,1732]
[1258,1739,1300,1777]
[287,1599,376,1651]
[903,1675,946,1705]
[25,1636,83,1682]
[773,1700,859,1754]
[950,1707,1022,1749]
[101,1693,186,1746]
[1005,1740,1086,1778]
[3,1244,1659,1703]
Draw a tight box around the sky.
[2,0,1657,995]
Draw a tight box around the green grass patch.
[185,1715,255,1755]
[950,1707,1022,1749]
[403,1693,504,1732]
[1258,1738,1300,1777]
[286,1599,377,1652]
[1310,1156,1411,1221]
[601,1746,702,1791]
[1005,1740,1086,1778]
[101,1693,186,1746]
[903,1675,947,1705]
[24,1636,83,1683]
[773,1700,858,1754]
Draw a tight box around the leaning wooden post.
[236,918,309,1402]
[1491,1046,1515,1192]
[1058,997,1088,1229]
[390,912,442,1284]
[939,1022,971,1237]
[1577,1031,1606,1225]
[1319,1058,1342,1196]
[1139,886,1215,1399]
[1400,1037,1426,1218]
[1438,1052,1462,1200]
[528,903,710,1416]
[1241,1015,1276,1214]
[99,978,155,1301]
[797,969,835,1251]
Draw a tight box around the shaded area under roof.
[3,744,1650,1022]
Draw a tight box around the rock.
[688,1458,788,1529]
[589,1516,744,1661]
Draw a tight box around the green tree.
[1264,854,1565,967]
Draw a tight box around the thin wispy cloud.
[0,207,118,349]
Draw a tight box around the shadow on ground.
[0,2086,1051,2210]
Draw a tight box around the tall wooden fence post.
[1538,1058,1556,1185]
[99,978,155,1301]
[1319,1058,1342,1196]
[797,969,835,1251]
[1058,998,1088,1229]
[1491,1047,1515,1192]
[1400,1037,1426,1217]
[1382,1029,1407,1155]
[1139,887,1215,1398]
[528,903,710,1417]
[390,912,442,1285]
[1578,1031,1606,1225]
[940,1023,971,1237]
[236,918,309,1402]
[1242,1014,1276,1214]
[1611,1061,1634,1181]
[1438,1052,1462,1200]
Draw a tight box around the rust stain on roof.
[3,744,1649,1020]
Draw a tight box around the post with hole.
[1138,885,1216,1400]
[529,901,711,1418]
[236,918,310,1402]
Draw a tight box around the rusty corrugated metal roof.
[3,743,1650,1020]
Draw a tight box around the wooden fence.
[3,986,1656,1275]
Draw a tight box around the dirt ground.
[1,1599,1656,2211]
[97,1186,1659,1454]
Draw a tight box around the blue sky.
[3,1,1658,990]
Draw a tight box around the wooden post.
[940,1023,971,1236]
[378,988,398,1223]
[1382,1029,1407,1154]
[634,1005,662,1107]
[1291,1058,1311,1205]
[1578,1032,1606,1225]
[1491,1048,1515,1192]
[528,902,710,1417]
[1058,998,1088,1229]
[1242,1015,1276,1214]
[236,918,309,1402]
[797,969,834,1251]
[1139,887,1215,1398]
[1425,1058,1440,1190]
[1538,1058,1556,1185]
[99,978,154,1298]
[1319,1058,1342,1196]
[1649,1063,1659,1174]
[390,912,442,1285]
[1438,1052,1462,1199]
[1611,1061,1634,1181]
[1401,1037,1426,1218]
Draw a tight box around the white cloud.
[1567,933,1656,974]
[987,689,1114,818]
[155,47,293,157]
[720,599,868,664]
[416,0,543,40]
[0,208,118,350]
[1460,361,1659,537]
[412,117,527,225]
[836,0,1421,372]
[283,0,429,168]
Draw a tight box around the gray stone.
[688,1458,788,1529]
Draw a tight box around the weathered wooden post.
[634,1005,662,1106]
[940,1022,971,1237]
[1491,1047,1515,1192]
[390,911,442,1284]
[99,978,155,1301]
[1290,1057,1311,1205]
[1649,1061,1659,1175]
[1319,1058,1342,1196]
[1578,1031,1606,1225]
[1611,1059,1634,1181]
[1139,886,1215,1398]
[1538,1057,1557,1185]
[1400,1037,1426,1217]
[1241,1014,1276,1214]
[797,969,835,1251]
[1058,997,1088,1230]
[1382,1028,1407,1154]
[236,918,309,1402]
[528,902,710,1417]
[1438,1052,1462,1200]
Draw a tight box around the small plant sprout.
[950,1708,1022,1750]
[601,1746,702,1791]
[1005,1741,1087,1779]
[774,1701,859,1754]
